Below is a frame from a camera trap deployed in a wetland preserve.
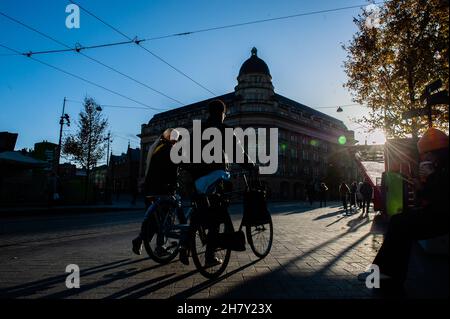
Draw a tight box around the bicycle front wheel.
[143,201,181,264]
[190,211,233,279]
[246,216,273,258]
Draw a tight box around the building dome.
[238,47,271,77]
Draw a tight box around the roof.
[275,94,345,126]
[0,151,48,167]
[147,92,345,128]
[238,47,271,77]
[149,92,235,123]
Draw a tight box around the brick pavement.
[0,202,414,299]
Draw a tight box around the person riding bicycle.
[132,128,181,256]
[186,99,256,267]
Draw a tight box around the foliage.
[343,0,449,138]
[63,97,108,172]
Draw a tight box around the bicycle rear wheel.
[246,216,273,258]
[143,201,181,264]
[190,211,233,279]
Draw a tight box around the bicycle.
[188,168,273,279]
[141,194,187,264]
[141,167,273,279]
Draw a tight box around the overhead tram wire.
[69,0,217,96]
[3,2,385,58]
[142,1,386,41]
[66,99,150,110]
[0,11,184,106]
[0,43,164,111]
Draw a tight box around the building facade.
[139,48,359,199]
[109,146,140,194]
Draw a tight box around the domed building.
[139,48,359,199]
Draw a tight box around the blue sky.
[0,0,385,164]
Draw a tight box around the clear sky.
[0,0,386,164]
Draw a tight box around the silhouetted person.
[356,181,364,208]
[130,178,138,205]
[186,99,255,267]
[47,172,60,207]
[350,181,358,209]
[359,128,449,292]
[360,178,373,216]
[132,129,181,256]
[339,182,350,214]
[319,182,328,207]
[306,183,315,206]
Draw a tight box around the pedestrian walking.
[350,181,358,211]
[306,183,315,206]
[360,178,373,216]
[319,182,328,207]
[339,182,350,215]
[356,181,364,209]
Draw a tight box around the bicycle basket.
[193,201,229,229]
[242,190,271,226]
[215,230,246,252]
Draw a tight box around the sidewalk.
[0,196,145,218]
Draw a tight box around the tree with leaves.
[63,97,108,201]
[343,0,449,138]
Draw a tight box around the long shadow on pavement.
[315,209,346,221]
[0,257,159,298]
[104,269,200,299]
[214,216,375,299]
[170,259,261,299]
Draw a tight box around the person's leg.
[364,199,370,215]
[133,200,158,255]
[372,211,449,283]
[204,207,226,265]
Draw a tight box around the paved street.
[0,202,446,299]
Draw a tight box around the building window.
[302,136,309,145]
[290,148,298,159]
[313,152,319,161]
[279,142,287,156]
[302,150,309,160]
[313,167,319,177]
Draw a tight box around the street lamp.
[56,97,70,174]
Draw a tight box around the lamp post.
[106,131,112,166]
[56,97,70,174]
